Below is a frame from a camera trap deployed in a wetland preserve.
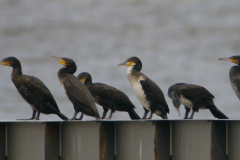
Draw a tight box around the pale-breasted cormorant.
[51,56,100,120]
[118,57,169,119]
[219,56,240,101]
[0,57,68,120]
[168,83,229,119]
[77,72,140,119]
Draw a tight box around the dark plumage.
[118,56,169,119]
[77,72,140,119]
[0,57,68,120]
[219,56,240,101]
[168,83,228,119]
[51,56,100,120]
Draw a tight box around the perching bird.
[77,72,140,120]
[168,83,229,119]
[219,56,240,101]
[118,56,169,119]
[51,56,100,120]
[0,57,68,120]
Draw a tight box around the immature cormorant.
[118,57,169,119]
[168,83,229,119]
[0,57,68,120]
[77,72,140,119]
[219,56,240,101]
[51,56,100,120]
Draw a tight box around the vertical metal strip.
[0,123,6,160]
[211,121,227,160]
[99,122,115,160]
[45,122,60,160]
[154,121,170,160]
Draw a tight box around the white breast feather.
[179,95,193,108]
[127,67,150,110]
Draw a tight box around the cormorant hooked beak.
[219,57,238,64]
[171,91,181,117]
[0,61,9,66]
[51,56,66,65]
[118,61,133,67]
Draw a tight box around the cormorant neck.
[66,63,77,74]
[11,61,22,78]
[133,60,142,71]
[84,75,93,86]
[59,63,77,75]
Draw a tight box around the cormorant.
[77,72,140,119]
[118,57,169,119]
[51,56,100,120]
[219,56,240,101]
[0,57,68,120]
[168,83,229,119]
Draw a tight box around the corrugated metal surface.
[0,120,238,160]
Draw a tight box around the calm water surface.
[0,0,240,120]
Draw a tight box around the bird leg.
[188,110,195,119]
[70,111,78,120]
[78,113,84,120]
[17,110,37,120]
[184,106,191,119]
[142,107,149,119]
[107,110,113,120]
[101,108,109,119]
[147,112,153,119]
[35,111,41,120]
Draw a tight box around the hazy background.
[0,0,240,120]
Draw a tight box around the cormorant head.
[118,56,142,71]
[51,56,77,74]
[77,72,92,84]
[0,57,20,68]
[219,56,240,65]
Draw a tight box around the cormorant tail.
[128,109,141,120]
[209,107,228,119]
[160,114,168,119]
[57,112,69,120]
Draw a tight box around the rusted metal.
[154,121,170,160]
[99,122,115,160]
[0,120,233,160]
[44,122,60,160]
[0,123,6,160]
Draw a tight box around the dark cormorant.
[219,56,240,101]
[168,83,229,119]
[118,57,169,119]
[77,72,140,119]
[51,56,100,120]
[0,57,68,120]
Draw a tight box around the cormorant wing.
[177,84,214,100]
[94,83,135,108]
[63,76,98,114]
[139,75,169,113]
[24,76,60,111]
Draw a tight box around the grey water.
[0,0,240,120]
